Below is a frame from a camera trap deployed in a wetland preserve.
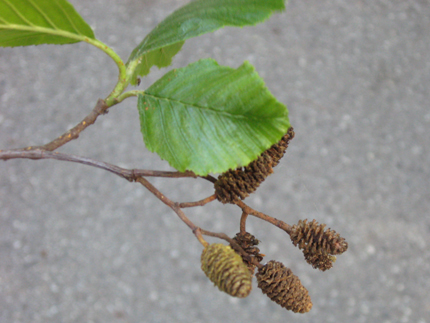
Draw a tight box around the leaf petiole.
[113,90,144,104]
[81,37,129,106]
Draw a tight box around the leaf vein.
[3,0,35,26]
[53,0,83,35]
[159,101,181,167]
[28,0,60,30]
[171,101,194,157]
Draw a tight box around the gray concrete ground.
[1,0,429,322]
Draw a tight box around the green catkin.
[201,243,252,298]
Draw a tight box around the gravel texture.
[1,0,429,322]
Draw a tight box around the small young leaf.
[0,0,95,47]
[131,42,185,83]
[127,0,286,84]
[138,59,290,176]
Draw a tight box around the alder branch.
[134,176,202,233]
[11,99,109,152]
[0,149,199,181]
[1,136,289,250]
[0,94,268,254]
[0,147,230,248]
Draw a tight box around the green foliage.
[1,0,290,176]
[126,0,286,84]
[138,59,290,175]
[0,0,95,47]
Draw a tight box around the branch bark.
[0,149,201,181]
[8,99,109,153]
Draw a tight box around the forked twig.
[234,200,291,233]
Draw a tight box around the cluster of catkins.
[200,127,348,313]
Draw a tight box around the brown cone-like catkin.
[264,127,295,168]
[201,243,252,298]
[214,154,273,203]
[215,127,294,204]
[256,261,312,313]
[231,232,264,273]
[303,249,337,271]
[290,219,348,256]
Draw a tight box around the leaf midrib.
[0,24,87,42]
[0,0,89,39]
[143,93,279,121]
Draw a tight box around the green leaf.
[127,0,286,84]
[0,0,95,47]
[131,42,185,83]
[138,58,290,176]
